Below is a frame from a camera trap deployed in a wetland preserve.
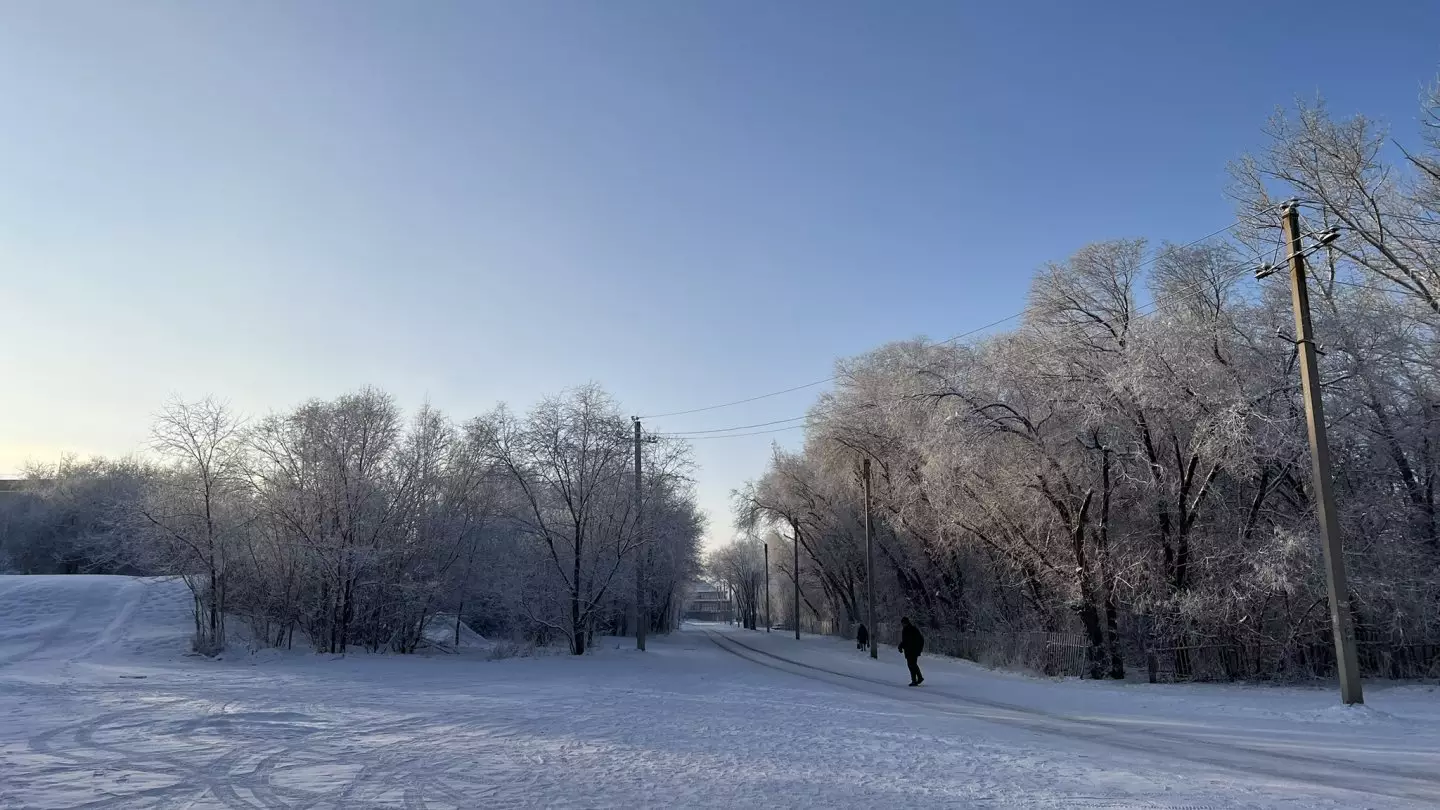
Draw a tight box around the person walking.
[898,617,924,686]
[855,623,869,651]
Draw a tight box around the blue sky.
[2,1,1438,547]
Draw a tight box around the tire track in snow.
[707,630,1440,807]
[22,700,358,810]
[717,630,1440,783]
[43,706,258,810]
[74,580,147,662]
[1,578,496,809]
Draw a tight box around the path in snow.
[1,575,1439,809]
[705,628,1440,806]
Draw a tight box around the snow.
[417,613,495,653]
[3,576,1440,808]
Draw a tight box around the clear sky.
[3,1,1438,548]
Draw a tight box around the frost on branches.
[727,81,1440,682]
[0,386,704,657]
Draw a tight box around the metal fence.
[862,622,1090,677]
[1147,632,1440,683]
[839,621,1440,683]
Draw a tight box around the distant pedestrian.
[898,617,924,686]
[855,623,869,651]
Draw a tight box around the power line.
[1324,277,1437,297]
[654,246,1275,441]
[659,257,1263,439]
[638,210,1277,422]
[656,417,812,438]
[657,416,810,436]
[638,379,834,420]
[925,215,1262,350]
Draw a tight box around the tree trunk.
[571,533,585,654]
[1076,600,1107,680]
[570,589,585,655]
[1096,446,1124,679]
[1065,490,1106,679]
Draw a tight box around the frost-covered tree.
[708,537,766,629]
[469,386,637,655]
[134,397,252,653]
[0,457,153,575]
[33,384,711,658]
[733,78,1440,679]
[469,384,704,655]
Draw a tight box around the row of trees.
[725,84,1440,680]
[0,385,705,656]
[706,535,766,630]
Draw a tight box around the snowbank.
[0,575,194,675]
[418,612,495,652]
[3,576,1440,809]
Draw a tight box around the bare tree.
[470,385,640,655]
[708,537,766,629]
[135,397,251,654]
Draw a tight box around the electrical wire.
[926,215,1264,349]
[1324,276,1439,297]
[651,246,1277,441]
[656,417,806,438]
[636,379,835,421]
[655,416,810,436]
[657,207,1433,443]
[655,255,1265,439]
[637,208,1280,422]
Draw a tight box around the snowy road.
[3,576,1439,809]
[706,630,1440,807]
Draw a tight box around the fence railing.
[834,621,1440,682]
[862,623,1090,677]
[1147,633,1440,683]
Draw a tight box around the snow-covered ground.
[2,576,1439,809]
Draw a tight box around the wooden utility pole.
[633,417,646,652]
[790,518,801,640]
[862,458,877,659]
[764,541,772,632]
[1280,202,1363,705]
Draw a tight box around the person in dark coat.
[855,623,869,650]
[898,616,924,686]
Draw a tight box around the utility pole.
[633,417,646,652]
[790,517,801,640]
[1274,201,1363,704]
[862,458,877,659]
[764,541,772,632]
